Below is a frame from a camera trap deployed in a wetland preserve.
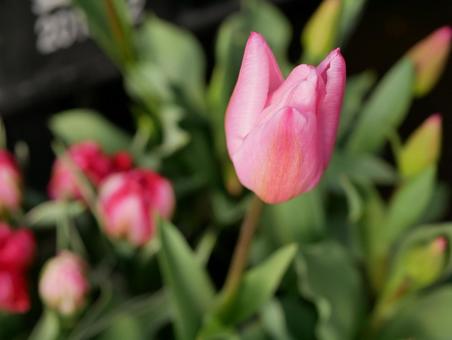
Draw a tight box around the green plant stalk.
[222,195,264,300]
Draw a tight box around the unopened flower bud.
[39,251,89,316]
[0,150,22,215]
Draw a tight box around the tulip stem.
[223,195,264,299]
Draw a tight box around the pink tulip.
[39,251,89,316]
[98,169,175,247]
[225,32,346,203]
[0,223,35,314]
[48,142,132,201]
[0,150,22,214]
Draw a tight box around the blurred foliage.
[1,0,451,339]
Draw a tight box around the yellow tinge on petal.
[407,26,452,97]
[302,0,342,64]
[398,114,442,179]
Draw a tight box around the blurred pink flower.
[225,32,346,203]
[98,169,175,246]
[48,142,132,200]
[0,150,22,214]
[39,251,89,316]
[0,223,35,314]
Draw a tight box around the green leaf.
[302,0,342,63]
[376,286,452,340]
[338,70,377,141]
[326,152,397,188]
[155,104,190,157]
[136,15,206,109]
[337,0,367,45]
[26,201,85,228]
[49,110,131,153]
[216,244,297,326]
[383,166,436,246]
[73,0,136,67]
[260,300,295,340]
[263,188,326,245]
[158,220,215,340]
[96,315,142,340]
[296,241,366,340]
[339,176,364,223]
[346,58,415,154]
[68,290,170,340]
[28,309,60,340]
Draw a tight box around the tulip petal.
[317,48,346,165]
[263,65,322,119]
[225,32,284,155]
[231,107,323,203]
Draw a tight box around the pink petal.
[225,32,283,156]
[317,48,346,166]
[231,107,323,203]
[266,66,323,120]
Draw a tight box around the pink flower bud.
[0,150,22,214]
[98,169,175,247]
[39,251,89,316]
[225,32,346,203]
[408,26,452,96]
[48,142,132,201]
[0,223,35,314]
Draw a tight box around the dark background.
[1,0,451,196]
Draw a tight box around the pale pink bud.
[98,169,175,247]
[0,150,22,214]
[48,142,132,201]
[408,26,452,96]
[225,32,346,203]
[39,251,89,316]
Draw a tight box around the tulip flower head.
[48,142,132,201]
[0,150,22,215]
[0,223,35,313]
[98,169,175,247]
[225,33,346,203]
[39,251,89,316]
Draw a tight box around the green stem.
[222,195,264,299]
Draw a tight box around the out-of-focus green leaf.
[326,152,397,188]
[346,58,415,154]
[337,0,367,45]
[376,286,452,340]
[421,182,450,224]
[96,315,142,340]
[208,0,291,157]
[158,220,215,340]
[73,0,136,67]
[26,201,85,228]
[136,15,206,109]
[68,290,170,340]
[338,71,377,141]
[155,104,190,157]
[383,166,436,246]
[263,188,325,245]
[49,110,131,153]
[215,244,297,326]
[212,193,250,227]
[28,309,60,340]
[296,241,366,340]
[241,322,269,340]
[302,0,342,63]
[260,300,295,340]
[340,176,363,223]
